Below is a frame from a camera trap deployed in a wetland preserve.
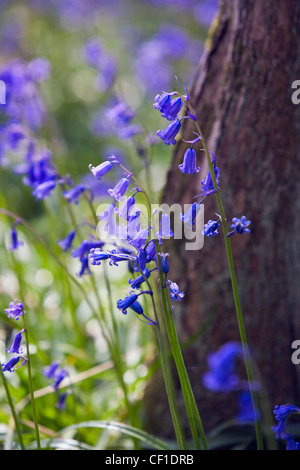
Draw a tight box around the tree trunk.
[145,0,300,442]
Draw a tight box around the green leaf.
[58,420,173,450]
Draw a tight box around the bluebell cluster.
[1,301,28,373]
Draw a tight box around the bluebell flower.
[157,213,174,244]
[53,367,69,390]
[286,437,300,450]
[117,293,140,314]
[159,253,170,274]
[43,361,60,380]
[157,119,181,145]
[168,281,185,301]
[83,38,103,68]
[180,202,201,228]
[236,391,260,423]
[153,92,172,115]
[178,147,201,174]
[2,356,28,373]
[154,93,183,121]
[32,180,56,200]
[228,216,251,237]
[272,404,300,441]
[89,160,113,180]
[203,219,220,237]
[145,240,157,262]
[108,174,131,201]
[116,195,137,221]
[77,257,91,277]
[108,249,132,266]
[8,224,23,251]
[129,268,151,289]
[202,342,244,392]
[5,300,25,320]
[6,329,25,355]
[117,293,156,325]
[195,155,220,197]
[129,228,149,251]
[137,249,148,271]
[57,230,76,252]
[62,184,87,204]
[72,239,105,262]
[89,248,110,266]
[56,391,68,410]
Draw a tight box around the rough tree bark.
[144,0,300,442]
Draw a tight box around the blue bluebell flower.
[77,257,91,277]
[89,248,110,266]
[8,224,23,251]
[145,240,157,262]
[43,361,69,392]
[57,230,76,252]
[202,342,244,392]
[203,219,220,237]
[272,404,300,441]
[195,155,220,197]
[56,391,68,410]
[157,119,181,145]
[32,180,56,200]
[5,300,25,320]
[2,356,28,373]
[62,184,87,204]
[72,239,105,262]
[108,174,131,201]
[236,391,260,423]
[154,93,183,121]
[89,160,113,180]
[117,292,156,325]
[108,248,135,266]
[227,216,251,237]
[157,213,174,244]
[178,147,201,174]
[116,195,137,221]
[136,249,147,271]
[168,281,185,301]
[159,253,170,274]
[43,361,60,380]
[117,293,140,314]
[180,202,201,228]
[129,228,149,251]
[153,93,172,115]
[6,329,25,354]
[129,268,151,289]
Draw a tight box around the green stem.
[22,314,41,449]
[145,280,187,450]
[0,366,25,450]
[155,241,208,450]
[189,103,263,450]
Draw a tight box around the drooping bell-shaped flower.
[6,329,25,354]
[57,230,76,252]
[178,147,201,174]
[157,119,181,145]
[2,356,28,373]
[203,219,220,237]
[108,174,131,201]
[5,299,25,320]
[180,202,201,228]
[89,160,113,180]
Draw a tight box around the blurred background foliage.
[0,0,219,449]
